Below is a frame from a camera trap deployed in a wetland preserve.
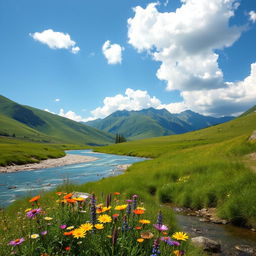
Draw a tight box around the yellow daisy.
[30,234,39,239]
[94,224,104,230]
[44,217,53,221]
[72,228,86,239]
[80,223,93,232]
[172,232,189,241]
[96,206,111,214]
[66,226,75,230]
[98,214,112,223]
[139,219,151,224]
[115,204,128,211]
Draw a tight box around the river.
[0,150,145,207]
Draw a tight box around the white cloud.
[91,88,161,118]
[102,40,124,64]
[55,98,60,102]
[128,1,243,91]
[249,11,256,23]
[30,29,80,54]
[158,102,188,113]
[59,109,88,122]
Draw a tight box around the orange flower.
[112,213,119,218]
[113,192,120,195]
[64,193,73,199]
[141,231,154,239]
[66,199,76,204]
[133,209,145,215]
[64,231,73,236]
[137,238,144,243]
[29,195,40,202]
[135,226,142,230]
[56,192,62,196]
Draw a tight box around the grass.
[0,137,86,166]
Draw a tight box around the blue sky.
[0,0,256,121]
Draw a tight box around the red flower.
[65,246,71,251]
[29,195,40,202]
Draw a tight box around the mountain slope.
[0,95,114,145]
[86,108,233,140]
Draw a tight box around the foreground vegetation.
[0,137,84,166]
[94,111,256,227]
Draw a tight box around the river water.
[0,150,145,207]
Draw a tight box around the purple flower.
[151,239,160,256]
[60,225,67,229]
[41,231,47,236]
[9,238,25,246]
[157,211,163,226]
[26,208,42,219]
[153,224,168,231]
[160,237,180,246]
[126,199,132,203]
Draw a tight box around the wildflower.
[64,193,72,199]
[65,246,71,251]
[24,208,32,213]
[156,211,163,226]
[56,192,62,196]
[30,234,39,239]
[64,231,73,236]
[115,204,128,211]
[96,206,111,214]
[41,231,47,236]
[141,231,154,239]
[153,224,168,232]
[114,192,120,195]
[94,224,104,230]
[151,239,160,256]
[98,214,112,223]
[73,197,85,202]
[107,235,112,238]
[60,225,67,229]
[66,198,76,204]
[66,226,74,230]
[8,238,25,246]
[133,209,144,215]
[72,229,86,239]
[139,219,151,224]
[29,195,40,203]
[122,215,129,231]
[44,217,53,221]
[135,226,142,230]
[160,237,180,246]
[90,194,97,225]
[126,202,132,215]
[80,223,93,232]
[137,238,144,243]
[26,208,42,219]
[132,195,138,210]
[172,232,189,241]
[173,250,185,256]
[112,213,119,219]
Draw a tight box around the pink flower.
[60,225,67,229]
[26,208,41,219]
[153,224,168,231]
[9,238,25,246]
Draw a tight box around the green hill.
[92,109,256,227]
[0,95,114,145]
[86,108,233,140]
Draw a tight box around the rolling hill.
[0,95,114,146]
[86,108,233,140]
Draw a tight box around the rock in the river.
[191,236,221,253]
[234,245,255,255]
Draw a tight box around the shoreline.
[0,154,98,173]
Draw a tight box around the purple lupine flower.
[126,202,132,215]
[9,238,25,246]
[60,224,67,229]
[157,211,163,226]
[122,215,129,232]
[132,195,138,210]
[41,231,47,236]
[151,239,160,256]
[90,194,97,225]
[26,208,42,219]
[160,237,180,246]
[153,224,168,232]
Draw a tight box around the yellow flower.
[98,214,112,223]
[107,235,112,238]
[137,238,144,243]
[139,219,150,224]
[25,208,32,213]
[173,250,183,256]
[94,224,104,230]
[172,232,189,241]
[30,234,39,239]
[115,204,128,211]
[73,197,85,202]
[66,226,74,230]
[72,228,86,239]
[136,207,145,211]
[44,217,53,221]
[96,206,111,214]
[80,223,93,232]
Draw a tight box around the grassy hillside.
[0,95,114,145]
[94,111,256,227]
[86,108,233,140]
[0,137,84,166]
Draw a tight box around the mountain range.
[0,95,114,146]
[85,108,234,140]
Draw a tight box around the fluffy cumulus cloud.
[59,109,88,122]
[102,40,124,64]
[91,88,161,118]
[249,11,256,23]
[127,0,256,116]
[30,29,80,54]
